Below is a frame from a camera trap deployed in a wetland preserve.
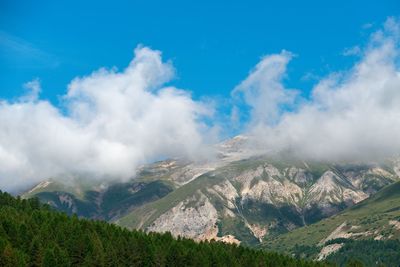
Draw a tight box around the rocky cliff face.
[262,181,400,260]
[116,156,399,245]
[24,136,400,246]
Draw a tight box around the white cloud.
[21,79,41,102]
[236,17,400,161]
[232,50,298,127]
[2,18,400,192]
[0,46,215,192]
[342,46,361,56]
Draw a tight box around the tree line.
[0,190,330,266]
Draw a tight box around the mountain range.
[22,136,400,261]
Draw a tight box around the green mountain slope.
[262,182,400,261]
[0,190,329,267]
[23,177,174,220]
[115,157,399,245]
[23,155,400,246]
[325,239,400,266]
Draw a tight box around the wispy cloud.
[362,22,374,29]
[0,31,59,68]
[232,50,298,127]
[342,46,362,56]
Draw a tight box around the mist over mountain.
[0,47,217,192]
[234,18,400,162]
[1,18,400,193]
[3,2,400,266]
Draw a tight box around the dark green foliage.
[100,181,173,219]
[0,191,329,266]
[34,180,173,220]
[35,191,98,218]
[292,244,320,259]
[345,259,365,267]
[325,239,400,267]
[241,199,304,227]
[291,238,400,267]
[292,238,400,267]
[324,238,350,246]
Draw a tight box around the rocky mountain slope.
[262,181,400,261]
[23,136,400,246]
[115,157,399,245]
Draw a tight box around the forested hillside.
[324,239,400,266]
[0,191,328,267]
[263,182,400,266]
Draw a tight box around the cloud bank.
[236,17,400,161]
[1,18,399,192]
[0,47,215,192]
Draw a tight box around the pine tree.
[29,237,43,267]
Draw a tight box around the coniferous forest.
[0,191,330,267]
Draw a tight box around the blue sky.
[1,0,398,104]
[1,1,400,190]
